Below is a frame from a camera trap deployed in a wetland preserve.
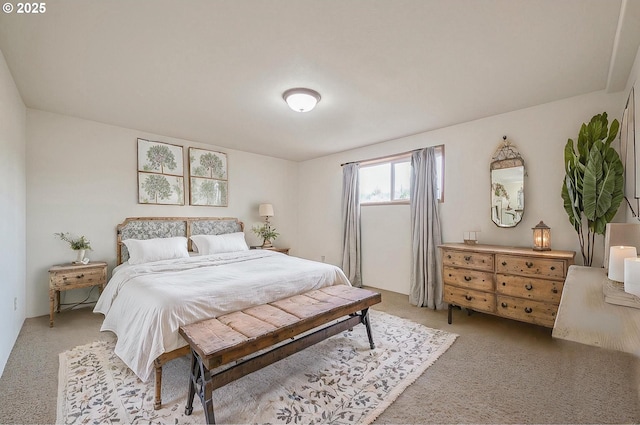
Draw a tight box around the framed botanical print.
[137,138,185,205]
[189,147,228,206]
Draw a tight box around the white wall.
[0,49,26,375]
[26,110,298,317]
[623,44,640,223]
[297,90,625,295]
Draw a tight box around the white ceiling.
[1,0,640,161]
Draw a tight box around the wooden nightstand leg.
[56,291,61,313]
[49,289,56,327]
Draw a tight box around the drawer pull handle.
[76,274,85,279]
[502,281,506,286]
[524,307,533,313]
[550,266,556,270]
[525,262,534,268]
[465,295,473,301]
[501,302,508,308]
[525,284,533,290]
[464,256,471,261]
[501,261,507,266]
[552,288,558,294]
[464,276,472,281]
[447,255,451,259]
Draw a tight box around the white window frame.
[359,145,444,206]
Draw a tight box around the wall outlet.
[13,297,17,311]
[321,255,326,263]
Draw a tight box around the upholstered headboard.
[116,216,244,265]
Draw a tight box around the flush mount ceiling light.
[283,88,321,112]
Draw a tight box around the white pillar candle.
[624,257,640,297]
[608,246,638,282]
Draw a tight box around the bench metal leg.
[361,308,375,349]
[186,348,216,424]
[185,350,197,415]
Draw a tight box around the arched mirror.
[491,136,525,227]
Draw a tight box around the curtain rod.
[340,148,422,167]
[338,145,448,167]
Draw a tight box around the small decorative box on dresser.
[439,244,575,328]
[48,261,108,327]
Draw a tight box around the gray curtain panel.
[341,163,362,287]
[409,147,444,309]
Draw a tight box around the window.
[359,146,444,205]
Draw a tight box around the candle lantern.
[532,221,551,251]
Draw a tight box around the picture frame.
[189,147,228,206]
[137,138,185,205]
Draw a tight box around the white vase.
[75,249,86,263]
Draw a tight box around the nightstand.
[48,261,107,327]
[250,246,290,255]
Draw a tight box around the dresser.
[440,244,575,328]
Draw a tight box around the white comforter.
[94,250,351,382]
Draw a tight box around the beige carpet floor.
[1,287,639,424]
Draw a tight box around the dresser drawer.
[496,274,563,303]
[50,266,106,289]
[443,266,494,292]
[496,295,558,328]
[444,285,495,314]
[442,249,494,272]
[495,254,565,279]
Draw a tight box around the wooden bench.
[178,285,381,424]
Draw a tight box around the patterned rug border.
[57,310,458,424]
[358,320,457,425]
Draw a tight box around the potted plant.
[252,224,279,248]
[561,112,623,266]
[54,232,92,263]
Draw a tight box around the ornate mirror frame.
[490,136,525,228]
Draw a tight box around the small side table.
[250,246,290,255]
[48,261,107,327]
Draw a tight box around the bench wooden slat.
[184,319,248,357]
[243,304,300,328]
[270,293,349,318]
[217,311,278,339]
[319,285,375,300]
[302,288,353,303]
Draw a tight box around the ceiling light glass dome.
[283,88,321,112]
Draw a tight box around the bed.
[93,216,351,408]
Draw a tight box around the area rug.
[57,310,457,424]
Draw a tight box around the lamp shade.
[608,246,637,282]
[259,203,274,217]
[283,88,321,112]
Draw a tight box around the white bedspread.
[94,250,351,382]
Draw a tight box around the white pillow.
[124,236,189,265]
[191,232,249,255]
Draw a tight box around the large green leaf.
[583,145,604,220]
[606,119,620,146]
[564,139,576,173]
[577,124,589,160]
[561,177,581,231]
